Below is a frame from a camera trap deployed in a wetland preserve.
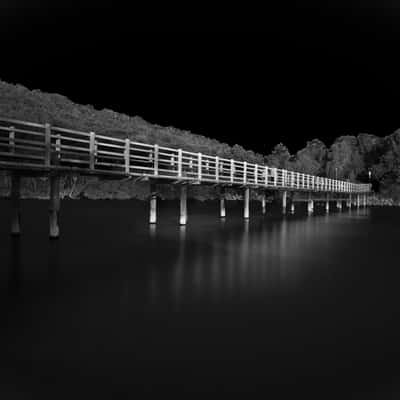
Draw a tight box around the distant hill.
[0,80,264,164]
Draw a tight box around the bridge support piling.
[290,202,295,214]
[348,194,352,209]
[363,194,367,207]
[179,185,187,226]
[220,187,226,218]
[357,194,360,208]
[49,174,60,239]
[149,183,157,224]
[10,172,21,236]
[244,187,250,219]
[336,200,342,211]
[307,193,314,215]
[325,194,330,213]
[261,192,266,215]
[282,191,287,215]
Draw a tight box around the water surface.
[0,200,399,398]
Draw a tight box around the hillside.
[0,80,264,164]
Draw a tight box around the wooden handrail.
[0,116,371,193]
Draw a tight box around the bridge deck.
[0,117,370,194]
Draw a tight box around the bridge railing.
[0,117,371,193]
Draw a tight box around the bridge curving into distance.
[0,117,371,238]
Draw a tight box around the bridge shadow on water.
[2,200,400,399]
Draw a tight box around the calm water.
[0,199,400,398]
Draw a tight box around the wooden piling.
[290,202,295,214]
[10,172,21,236]
[49,174,61,239]
[261,192,266,215]
[219,187,226,218]
[307,193,313,214]
[179,185,187,225]
[336,200,342,210]
[244,187,250,219]
[149,183,157,224]
[325,194,330,213]
[357,194,360,208]
[282,190,287,214]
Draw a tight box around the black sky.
[1,1,400,153]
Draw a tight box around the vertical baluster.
[177,149,182,178]
[215,156,219,182]
[45,123,51,167]
[124,139,130,174]
[89,132,95,170]
[154,144,159,176]
[9,126,15,155]
[198,153,202,181]
[265,167,268,187]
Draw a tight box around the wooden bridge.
[0,117,371,238]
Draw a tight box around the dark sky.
[1,1,400,153]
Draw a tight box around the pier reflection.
[159,210,371,305]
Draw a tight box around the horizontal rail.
[0,117,371,193]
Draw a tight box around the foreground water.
[0,200,399,398]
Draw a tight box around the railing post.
[55,134,61,164]
[154,144,159,176]
[9,126,15,154]
[89,132,95,170]
[215,156,219,182]
[265,167,268,187]
[178,149,183,178]
[243,162,247,184]
[230,159,234,184]
[198,153,202,181]
[124,139,130,174]
[45,123,51,167]
[274,168,278,187]
[254,164,258,185]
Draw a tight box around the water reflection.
[162,208,372,304]
[8,237,22,296]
